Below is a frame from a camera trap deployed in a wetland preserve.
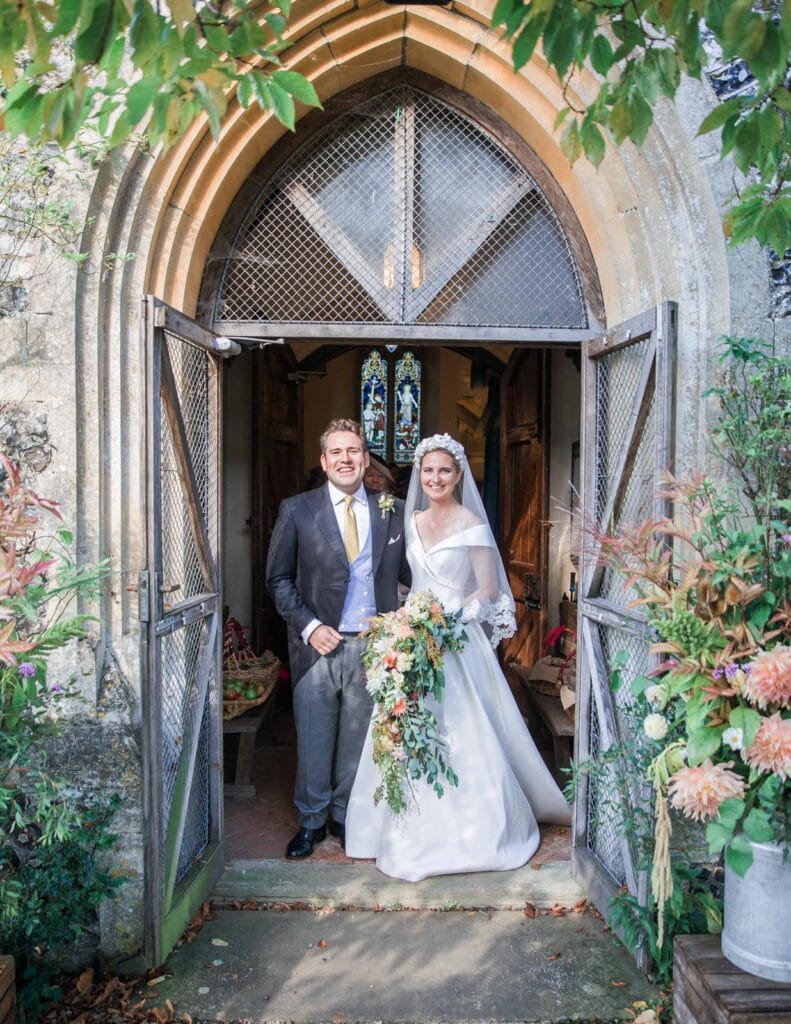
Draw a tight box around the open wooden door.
[500,348,549,671]
[251,345,303,656]
[140,296,240,966]
[572,303,677,967]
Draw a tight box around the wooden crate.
[674,935,791,1024]
[0,956,15,1024]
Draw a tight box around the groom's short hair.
[319,419,368,454]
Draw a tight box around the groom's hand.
[307,624,344,656]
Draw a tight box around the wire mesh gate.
[140,297,239,966]
[212,86,589,337]
[572,303,677,967]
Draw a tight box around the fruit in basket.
[244,686,258,700]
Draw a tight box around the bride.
[346,433,572,881]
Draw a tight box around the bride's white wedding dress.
[345,515,572,882]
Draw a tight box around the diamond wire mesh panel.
[160,619,205,885]
[594,337,651,526]
[214,87,587,329]
[600,397,656,606]
[586,705,627,886]
[177,688,211,883]
[160,334,217,601]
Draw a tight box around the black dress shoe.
[286,825,326,859]
[330,821,345,848]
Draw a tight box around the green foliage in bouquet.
[362,589,467,814]
[0,455,120,1014]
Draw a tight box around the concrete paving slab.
[213,860,585,910]
[142,908,658,1023]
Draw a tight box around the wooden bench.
[0,956,15,1024]
[508,663,574,775]
[674,934,791,1024]
[222,682,279,798]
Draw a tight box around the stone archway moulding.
[75,0,735,682]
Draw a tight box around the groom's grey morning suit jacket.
[266,484,410,686]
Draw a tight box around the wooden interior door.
[251,345,303,658]
[500,348,549,672]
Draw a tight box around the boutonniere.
[378,492,395,519]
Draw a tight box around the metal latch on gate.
[127,570,151,621]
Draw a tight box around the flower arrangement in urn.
[597,338,789,945]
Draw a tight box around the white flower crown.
[413,433,467,465]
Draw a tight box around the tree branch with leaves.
[0,0,321,151]
[493,0,791,253]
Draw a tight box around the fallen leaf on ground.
[166,998,175,1013]
[546,952,562,960]
[332,1013,347,1024]
[523,902,537,918]
[530,862,542,870]
[132,997,148,1010]
[211,938,229,947]
[611,980,627,987]
[76,968,93,994]
[549,904,566,916]
[147,975,169,986]
[182,1015,193,1024]
[318,939,328,948]
[572,898,587,913]
[634,1010,657,1023]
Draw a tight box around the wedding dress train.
[345,516,572,882]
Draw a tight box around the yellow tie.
[343,495,360,563]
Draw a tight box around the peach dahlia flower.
[742,646,791,710]
[667,760,746,822]
[744,713,791,781]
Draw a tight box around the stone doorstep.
[213,859,586,911]
[142,907,658,1024]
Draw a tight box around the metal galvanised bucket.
[722,840,791,982]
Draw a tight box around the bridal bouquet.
[362,590,467,814]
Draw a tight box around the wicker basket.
[222,654,280,721]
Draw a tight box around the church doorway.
[219,339,582,861]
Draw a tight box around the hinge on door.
[138,570,150,622]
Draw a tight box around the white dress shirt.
[301,482,371,643]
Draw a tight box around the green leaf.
[74,0,114,64]
[512,16,545,71]
[581,118,605,168]
[726,832,754,878]
[742,808,774,843]
[728,705,761,749]
[271,70,321,108]
[628,91,653,146]
[590,34,613,76]
[686,725,724,766]
[717,797,745,829]
[697,97,743,136]
[543,7,578,82]
[126,76,158,125]
[52,0,82,35]
[705,820,732,854]
[237,73,253,108]
[774,88,791,113]
[268,79,295,130]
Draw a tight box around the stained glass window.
[394,352,421,463]
[361,349,421,464]
[361,350,388,459]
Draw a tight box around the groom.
[266,418,410,858]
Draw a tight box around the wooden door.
[500,348,549,671]
[572,302,677,967]
[251,345,303,657]
[140,297,240,966]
